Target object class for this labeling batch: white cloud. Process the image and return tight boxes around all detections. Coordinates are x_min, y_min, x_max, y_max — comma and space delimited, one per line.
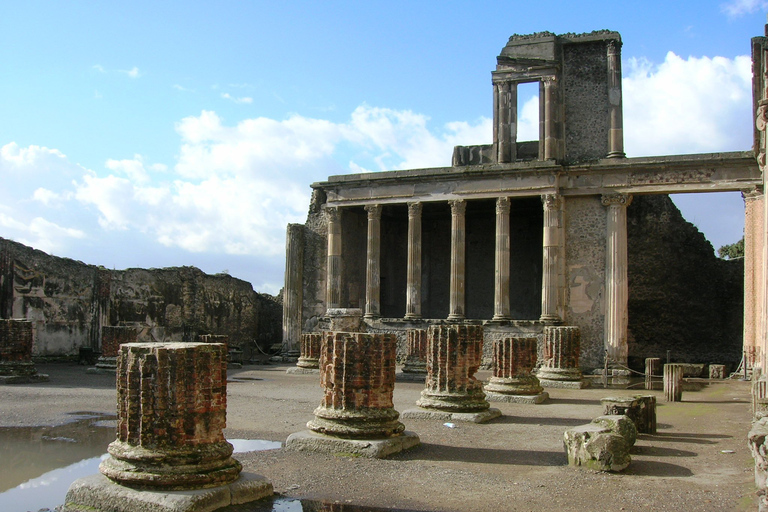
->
105, 154, 152, 184
0, 142, 66, 168
623, 52, 752, 157
221, 93, 253, 104
92, 64, 105, 73
120, 67, 141, 78
721, 0, 768, 16
32, 188, 60, 206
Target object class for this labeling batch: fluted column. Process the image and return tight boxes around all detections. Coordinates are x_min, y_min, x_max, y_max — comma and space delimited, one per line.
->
744, 188, 764, 370
448, 200, 467, 320
364, 204, 382, 319
542, 77, 558, 160
325, 206, 342, 310
283, 223, 304, 354
494, 81, 517, 163
493, 197, 511, 320
607, 39, 626, 158
540, 194, 561, 322
405, 202, 423, 320
602, 194, 633, 366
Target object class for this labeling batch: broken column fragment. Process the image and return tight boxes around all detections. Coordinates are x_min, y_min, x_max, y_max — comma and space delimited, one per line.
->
88, 326, 137, 374
285, 331, 420, 458
664, 363, 685, 402
402, 325, 501, 423
537, 326, 588, 389
287, 332, 322, 375
63, 342, 272, 512
0, 319, 48, 384
484, 336, 548, 404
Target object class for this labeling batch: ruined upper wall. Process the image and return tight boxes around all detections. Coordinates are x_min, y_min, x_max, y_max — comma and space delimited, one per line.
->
0, 237, 282, 357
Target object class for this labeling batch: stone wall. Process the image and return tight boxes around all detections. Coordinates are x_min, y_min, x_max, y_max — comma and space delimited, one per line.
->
626, 195, 743, 370
0, 237, 282, 358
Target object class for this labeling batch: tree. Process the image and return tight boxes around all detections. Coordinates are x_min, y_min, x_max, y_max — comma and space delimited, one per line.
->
717, 237, 744, 260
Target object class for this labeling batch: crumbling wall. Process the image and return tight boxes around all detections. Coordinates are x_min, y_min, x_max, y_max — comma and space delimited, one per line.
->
627, 195, 743, 369
0, 237, 282, 357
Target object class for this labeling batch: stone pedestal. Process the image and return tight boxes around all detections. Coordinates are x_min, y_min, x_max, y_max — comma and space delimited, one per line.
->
537, 326, 587, 389
402, 325, 501, 423
401, 328, 427, 377
286, 332, 419, 458
709, 364, 726, 379
326, 308, 363, 332
0, 319, 48, 384
485, 336, 548, 404
664, 363, 685, 402
95, 326, 137, 372
65, 342, 272, 512
645, 357, 661, 390
288, 333, 322, 374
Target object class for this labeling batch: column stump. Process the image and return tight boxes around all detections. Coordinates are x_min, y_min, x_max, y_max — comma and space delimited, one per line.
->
601, 395, 657, 435
285, 332, 420, 458
709, 364, 726, 379
88, 326, 137, 375
0, 319, 48, 384
287, 333, 322, 375
63, 342, 272, 512
644, 357, 661, 390
402, 325, 501, 423
537, 326, 588, 389
485, 336, 548, 404
398, 328, 428, 382
664, 363, 685, 402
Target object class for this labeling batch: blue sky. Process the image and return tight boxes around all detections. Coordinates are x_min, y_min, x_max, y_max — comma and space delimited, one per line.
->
0, 1, 765, 293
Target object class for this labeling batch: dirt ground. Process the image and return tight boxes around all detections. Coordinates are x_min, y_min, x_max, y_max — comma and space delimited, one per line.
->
0, 363, 759, 512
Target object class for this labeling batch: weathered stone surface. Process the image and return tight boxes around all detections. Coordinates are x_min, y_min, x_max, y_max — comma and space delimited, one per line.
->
602, 395, 657, 435
749, 417, 768, 494
538, 326, 587, 387
326, 308, 363, 332
402, 328, 427, 375
709, 364, 726, 379
308, 332, 404, 438
62, 472, 272, 512
416, 325, 491, 413
94, 326, 138, 371
0, 319, 48, 383
0, 237, 282, 358
664, 363, 685, 402
564, 423, 630, 472
285, 430, 420, 459
100, 342, 241, 490
645, 357, 661, 390
485, 336, 544, 396
400, 407, 501, 423
591, 414, 637, 447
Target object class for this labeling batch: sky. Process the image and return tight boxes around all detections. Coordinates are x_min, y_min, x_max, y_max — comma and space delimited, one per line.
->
0, 1, 765, 294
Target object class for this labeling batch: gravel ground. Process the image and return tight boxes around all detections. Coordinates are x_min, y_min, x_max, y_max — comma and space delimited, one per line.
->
0, 363, 758, 512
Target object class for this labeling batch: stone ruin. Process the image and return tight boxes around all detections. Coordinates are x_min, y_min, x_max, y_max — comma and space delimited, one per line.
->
87, 326, 138, 374
536, 326, 588, 389
0, 318, 48, 384
63, 342, 272, 512
484, 335, 548, 404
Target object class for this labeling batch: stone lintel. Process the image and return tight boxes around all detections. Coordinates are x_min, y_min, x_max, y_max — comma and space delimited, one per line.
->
400, 407, 502, 424
286, 367, 321, 375
485, 391, 549, 404
284, 430, 420, 458
538, 378, 590, 389
62, 472, 273, 512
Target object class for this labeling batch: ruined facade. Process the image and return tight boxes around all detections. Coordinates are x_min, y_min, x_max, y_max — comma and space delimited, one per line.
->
283, 31, 758, 371
0, 237, 282, 358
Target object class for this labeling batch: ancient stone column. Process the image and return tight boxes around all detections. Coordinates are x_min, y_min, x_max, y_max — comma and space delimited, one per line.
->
542, 77, 558, 160
663, 363, 685, 402
540, 194, 562, 322
0, 319, 47, 383
283, 223, 304, 355
405, 202, 423, 320
602, 193, 632, 367
416, 325, 490, 412
448, 200, 467, 320
485, 336, 548, 403
402, 328, 427, 375
537, 326, 586, 388
325, 206, 342, 310
307, 332, 403, 438
744, 188, 764, 373
364, 204, 382, 319
606, 39, 626, 158
96, 326, 137, 370
493, 197, 511, 321
645, 357, 661, 390
297, 333, 322, 369
99, 342, 241, 489
494, 81, 517, 163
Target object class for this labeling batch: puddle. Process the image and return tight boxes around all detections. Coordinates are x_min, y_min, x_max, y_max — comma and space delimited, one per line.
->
0, 414, 282, 512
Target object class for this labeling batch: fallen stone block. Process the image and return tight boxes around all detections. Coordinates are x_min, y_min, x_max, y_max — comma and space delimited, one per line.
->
564, 424, 630, 472
591, 414, 637, 447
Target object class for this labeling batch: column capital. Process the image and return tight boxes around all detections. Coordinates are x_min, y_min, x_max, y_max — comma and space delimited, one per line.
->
407, 201, 423, 217
601, 193, 633, 208
364, 204, 382, 219
496, 196, 511, 214
541, 193, 561, 210
743, 186, 764, 201
325, 205, 340, 223
449, 199, 467, 216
